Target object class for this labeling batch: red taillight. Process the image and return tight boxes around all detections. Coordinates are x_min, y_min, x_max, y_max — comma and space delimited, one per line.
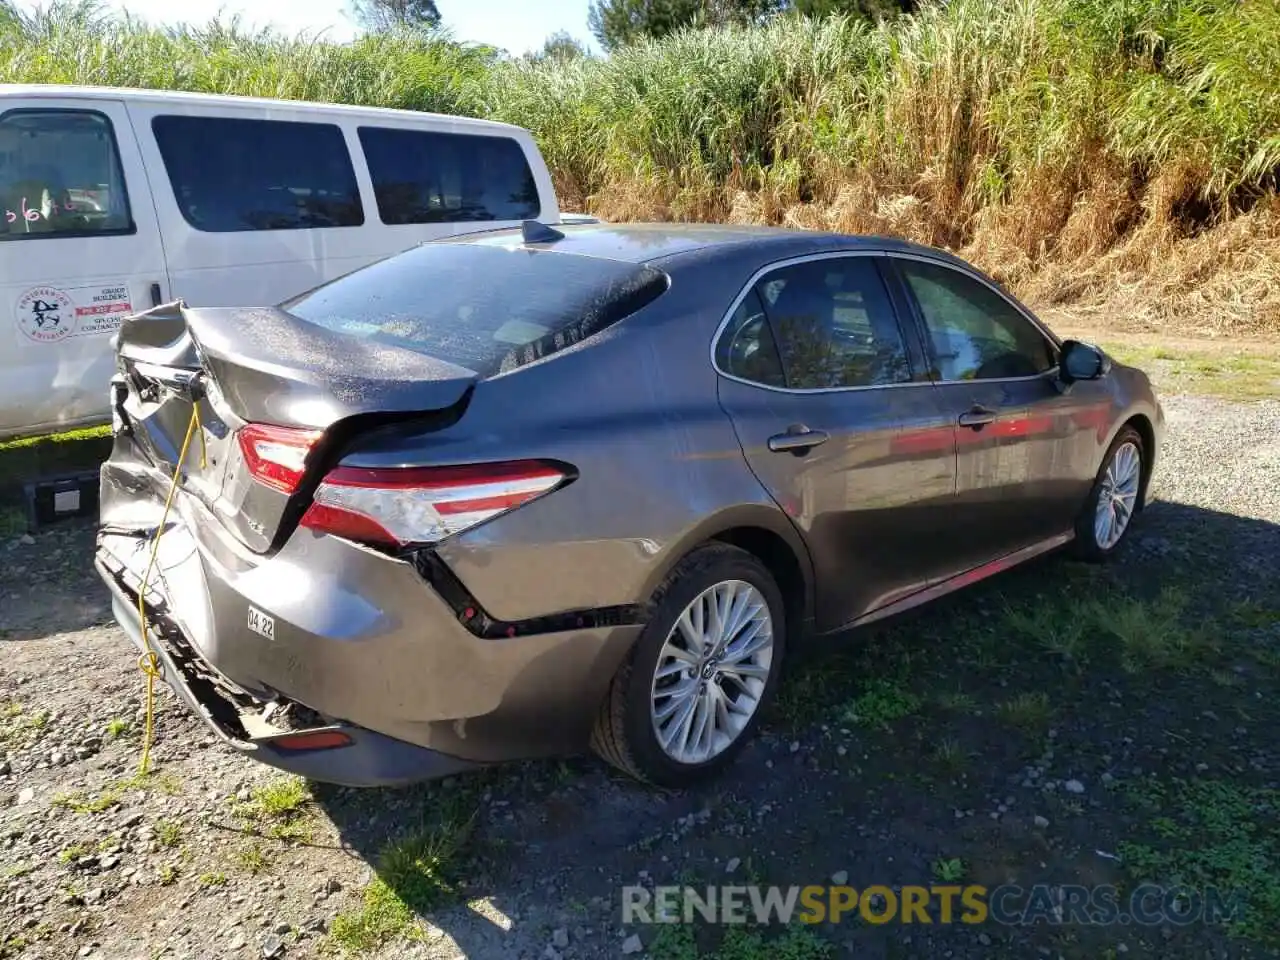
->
300, 460, 567, 546
237, 423, 322, 494
269, 730, 353, 752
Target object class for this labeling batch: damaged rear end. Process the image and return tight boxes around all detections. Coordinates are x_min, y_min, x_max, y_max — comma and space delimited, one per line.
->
96, 301, 486, 783
95, 242, 664, 785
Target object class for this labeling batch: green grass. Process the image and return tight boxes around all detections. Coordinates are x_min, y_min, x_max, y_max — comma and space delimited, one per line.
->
841, 677, 921, 729
329, 795, 476, 954
235, 776, 314, 841
1102, 343, 1280, 401
51, 785, 122, 815
155, 819, 182, 848
197, 871, 227, 888
233, 844, 272, 875
246, 777, 310, 818
933, 689, 977, 713
0, 425, 112, 451
929, 737, 968, 775
931, 857, 967, 883
996, 691, 1052, 731
1003, 600, 1091, 668
1119, 778, 1280, 945
57, 844, 88, 864
0, 424, 114, 492
1090, 585, 1215, 674
51, 771, 182, 816
651, 924, 834, 960
105, 717, 131, 739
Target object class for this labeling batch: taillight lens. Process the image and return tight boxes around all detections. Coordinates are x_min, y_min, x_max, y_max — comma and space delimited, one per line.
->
300, 460, 568, 546
237, 423, 322, 494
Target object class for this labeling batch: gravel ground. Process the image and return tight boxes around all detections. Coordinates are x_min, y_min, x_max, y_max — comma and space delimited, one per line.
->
1, 394, 1278, 960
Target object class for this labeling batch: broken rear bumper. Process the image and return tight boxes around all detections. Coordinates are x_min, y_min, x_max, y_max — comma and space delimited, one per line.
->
96, 555, 481, 787
93, 496, 642, 786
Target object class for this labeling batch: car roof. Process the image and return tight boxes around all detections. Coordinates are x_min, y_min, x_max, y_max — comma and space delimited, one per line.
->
453, 221, 965, 268
0, 84, 528, 135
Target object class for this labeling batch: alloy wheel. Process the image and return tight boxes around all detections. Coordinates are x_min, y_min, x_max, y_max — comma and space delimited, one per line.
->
649, 579, 774, 765
1094, 440, 1141, 550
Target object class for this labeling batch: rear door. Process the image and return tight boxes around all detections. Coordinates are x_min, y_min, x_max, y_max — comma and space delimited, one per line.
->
887, 254, 1106, 570
0, 96, 168, 438
715, 253, 958, 633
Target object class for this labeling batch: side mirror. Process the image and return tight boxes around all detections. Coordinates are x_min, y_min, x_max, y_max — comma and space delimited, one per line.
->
1059, 339, 1109, 384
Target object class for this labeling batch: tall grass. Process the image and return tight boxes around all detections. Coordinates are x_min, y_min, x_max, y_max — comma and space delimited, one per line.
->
3, 0, 1278, 332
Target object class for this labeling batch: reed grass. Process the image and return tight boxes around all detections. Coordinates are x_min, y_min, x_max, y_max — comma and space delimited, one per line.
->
3, 0, 1277, 333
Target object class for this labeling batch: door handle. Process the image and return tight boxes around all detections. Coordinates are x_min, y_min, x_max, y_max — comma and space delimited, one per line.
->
957, 406, 997, 429
768, 425, 830, 454
149, 282, 163, 307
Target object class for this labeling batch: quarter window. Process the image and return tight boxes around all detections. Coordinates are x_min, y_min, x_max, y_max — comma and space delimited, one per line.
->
151, 115, 363, 232
358, 126, 540, 225
897, 259, 1055, 381
0, 110, 133, 240
755, 257, 911, 390
715, 289, 786, 388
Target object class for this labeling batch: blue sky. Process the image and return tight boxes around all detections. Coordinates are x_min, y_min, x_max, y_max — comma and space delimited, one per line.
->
13, 0, 598, 54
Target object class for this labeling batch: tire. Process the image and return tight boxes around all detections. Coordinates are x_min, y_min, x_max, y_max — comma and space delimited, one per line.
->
591, 543, 786, 787
1072, 425, 1145, 562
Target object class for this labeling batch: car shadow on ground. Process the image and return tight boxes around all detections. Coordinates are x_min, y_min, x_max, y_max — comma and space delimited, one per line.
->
309, 500, 1280, 959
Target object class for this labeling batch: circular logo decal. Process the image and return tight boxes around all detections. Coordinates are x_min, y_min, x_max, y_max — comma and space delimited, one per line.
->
16, 286, 75, 343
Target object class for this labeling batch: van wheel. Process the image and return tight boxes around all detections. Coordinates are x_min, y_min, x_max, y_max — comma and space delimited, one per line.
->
1073, 426, 1144, 561
591, 544, 785, 787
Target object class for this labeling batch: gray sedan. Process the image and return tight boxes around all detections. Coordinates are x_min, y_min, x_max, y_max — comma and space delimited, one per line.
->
95, 222, 1164, 787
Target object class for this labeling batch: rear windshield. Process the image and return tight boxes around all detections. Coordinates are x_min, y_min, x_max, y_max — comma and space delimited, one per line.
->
282, 243, 669, 377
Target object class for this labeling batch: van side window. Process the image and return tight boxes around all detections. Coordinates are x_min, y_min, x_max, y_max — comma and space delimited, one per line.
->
151, 115, 363, 232
358, 127, 540, 225
0, 110, 134, 240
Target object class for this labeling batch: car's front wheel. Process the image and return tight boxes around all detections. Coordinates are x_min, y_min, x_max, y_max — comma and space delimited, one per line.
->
1073, 425, 1145, 561
591, 543, 785, 787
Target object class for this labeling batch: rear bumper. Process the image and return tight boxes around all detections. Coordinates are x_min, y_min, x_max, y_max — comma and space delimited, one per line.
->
97, 557, 481, 787
94, 500, 642, 785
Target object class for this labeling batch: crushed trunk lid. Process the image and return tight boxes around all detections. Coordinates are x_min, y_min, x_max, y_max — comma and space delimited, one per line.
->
101, 301, 477, 553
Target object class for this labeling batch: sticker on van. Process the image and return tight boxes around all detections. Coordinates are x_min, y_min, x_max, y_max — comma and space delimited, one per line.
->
15, 283, 133, 343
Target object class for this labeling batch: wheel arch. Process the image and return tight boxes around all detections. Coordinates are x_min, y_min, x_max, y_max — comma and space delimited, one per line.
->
1118, 413, 1156, 512
640, 506, 815, 643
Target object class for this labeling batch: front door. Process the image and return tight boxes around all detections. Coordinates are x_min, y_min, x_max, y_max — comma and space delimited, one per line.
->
0, 97, 168, 437
715, 253, 957, 633
888, 255, 1106, 571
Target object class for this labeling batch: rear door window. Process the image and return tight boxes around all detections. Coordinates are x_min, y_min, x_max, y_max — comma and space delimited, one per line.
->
151, 115, 363, 232
0, 109, 134, 239
283, 243, 667, 377
358, 126, 540, 225
754, 256, 912, 390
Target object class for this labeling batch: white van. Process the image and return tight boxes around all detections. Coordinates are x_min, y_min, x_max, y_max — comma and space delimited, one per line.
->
0, 85, 567, 440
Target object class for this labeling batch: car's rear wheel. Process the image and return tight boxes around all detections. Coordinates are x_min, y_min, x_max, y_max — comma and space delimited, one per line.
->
591, 543, 785, 787
1073, 425, 1144, 561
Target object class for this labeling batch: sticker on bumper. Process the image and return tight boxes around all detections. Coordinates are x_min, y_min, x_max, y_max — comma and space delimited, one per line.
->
247, 606, 275, 641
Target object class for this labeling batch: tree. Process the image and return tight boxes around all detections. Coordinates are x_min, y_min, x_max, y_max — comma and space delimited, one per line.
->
538, 30, 589, 61
783, 0, 916, 19
588, 0, 783, 51
350, 0, 441, 32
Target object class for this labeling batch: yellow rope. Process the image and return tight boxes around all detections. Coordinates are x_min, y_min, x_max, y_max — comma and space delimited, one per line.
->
136, 400, 205, 776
